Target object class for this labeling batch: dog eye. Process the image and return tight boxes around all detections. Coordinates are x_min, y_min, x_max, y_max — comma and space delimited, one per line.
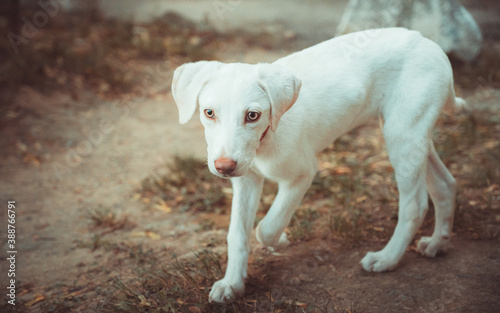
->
246, 111, 260, 122
204, 109, 215, 119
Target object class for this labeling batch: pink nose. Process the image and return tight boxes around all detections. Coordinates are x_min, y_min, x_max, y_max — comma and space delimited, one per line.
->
214, 158, 237, 175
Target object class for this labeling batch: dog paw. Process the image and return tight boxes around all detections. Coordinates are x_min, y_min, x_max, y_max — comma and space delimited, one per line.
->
360, 251, 399, 272
276, 232, 290, 248
256, 222, 289, 249
209, 279, 244, 303
417, 236, 450, 257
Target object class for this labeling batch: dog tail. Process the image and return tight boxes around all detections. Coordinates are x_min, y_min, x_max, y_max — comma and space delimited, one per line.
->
449, 96, 469, 112
454, 97, 467, 109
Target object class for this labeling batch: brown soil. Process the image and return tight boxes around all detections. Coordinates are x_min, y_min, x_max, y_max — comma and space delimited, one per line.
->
1, 2, 500, 313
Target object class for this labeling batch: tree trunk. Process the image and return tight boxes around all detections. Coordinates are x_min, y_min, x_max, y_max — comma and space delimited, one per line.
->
336, 0, 483, 61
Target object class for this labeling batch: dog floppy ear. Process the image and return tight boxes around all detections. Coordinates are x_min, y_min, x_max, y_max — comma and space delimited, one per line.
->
257, 63, 302, 131
171, 61, 222, 124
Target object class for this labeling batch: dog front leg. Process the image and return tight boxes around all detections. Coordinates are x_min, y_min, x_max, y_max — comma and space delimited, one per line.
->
209, 170, 264, 303
256, 171, 316, 248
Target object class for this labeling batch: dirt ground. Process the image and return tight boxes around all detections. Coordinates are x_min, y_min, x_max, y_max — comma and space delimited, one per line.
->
1, 1, 500, 312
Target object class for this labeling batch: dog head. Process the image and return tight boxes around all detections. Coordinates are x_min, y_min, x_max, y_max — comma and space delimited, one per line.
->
171, 61, 301, 178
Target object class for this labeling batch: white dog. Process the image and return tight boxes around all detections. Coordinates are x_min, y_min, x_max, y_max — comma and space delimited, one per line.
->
171, 28, 460, 303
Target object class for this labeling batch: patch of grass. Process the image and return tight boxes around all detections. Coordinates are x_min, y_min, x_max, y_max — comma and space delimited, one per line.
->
75, 233, 111, 251
289, 208, 320, 242
434, 111, 478, 162
35, 286, 89, 313
99, 250, 219, 313
0, 8, 304, 98
0, 10, 215, 96
139, 107, 499, 250
77, 207, 137, 252
98, 249, 351, 313
88, 207, 118, 227
197, 218, 216, 232
87, 206, 133, 233
0, 303, 27, 313
127, 244, 157, 266
141, 156, 231, 213
434, 109, 500, 239
467, 153, 499, 188
328, 207, 365, 245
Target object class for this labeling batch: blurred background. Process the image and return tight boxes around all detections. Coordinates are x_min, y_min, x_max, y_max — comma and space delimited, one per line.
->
0, 1, 499, 312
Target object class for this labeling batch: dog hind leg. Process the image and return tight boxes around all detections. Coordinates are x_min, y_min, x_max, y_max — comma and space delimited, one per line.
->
417, 143, 456, 257
361, 125, 431, 272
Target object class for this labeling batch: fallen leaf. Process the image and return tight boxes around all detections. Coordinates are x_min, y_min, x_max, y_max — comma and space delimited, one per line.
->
222, 187, 233, 195
295, 301, 307, 308
154, 201, 172, 213
16, 141, 28, 152
189, 306, 201, 313
99, 82, 110, 92
6, 110, 20, 119
138, 295, 150, 306
485, 184, 499, 192
369, 160, 392, 171
23, 154, 41, 166
27, 294, 45, 307
62, 289, 85, 299
334, 166, 352, 174
319, 161, 335, 170
145, 231, 161, 240
319, 170, 331, 178
263, 194, 275, 205
356, 195, 368, 203
130, 231, 147, 238
484, 141, 499, 149
266, 291, 273, 302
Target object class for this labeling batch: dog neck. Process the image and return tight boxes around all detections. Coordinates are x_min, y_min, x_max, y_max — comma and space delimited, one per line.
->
260, 125, 270, 142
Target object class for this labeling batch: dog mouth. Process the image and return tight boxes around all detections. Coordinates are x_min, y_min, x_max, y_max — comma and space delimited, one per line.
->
210, 169, 243, 179
218, 173, 240, 179
208, 154, 253, 179
208, 161, 249, 179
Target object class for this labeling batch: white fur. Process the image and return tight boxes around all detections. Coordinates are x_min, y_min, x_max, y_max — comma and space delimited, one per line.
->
171, 28, 458, 303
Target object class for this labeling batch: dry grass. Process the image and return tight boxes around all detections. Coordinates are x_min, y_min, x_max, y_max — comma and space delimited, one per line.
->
9, 106, 499, 313
0, 10, 215, 96
141, 108, 499, 245
140, 156, 231, 214
0, 8, 302, 100
92, 106, 500, 312
3, 7, 498, 311
87, 206, 131, 229
96, 249, 350, 313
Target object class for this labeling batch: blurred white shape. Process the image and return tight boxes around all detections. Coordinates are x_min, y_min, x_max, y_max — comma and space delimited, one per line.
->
336, 0, 483, 61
